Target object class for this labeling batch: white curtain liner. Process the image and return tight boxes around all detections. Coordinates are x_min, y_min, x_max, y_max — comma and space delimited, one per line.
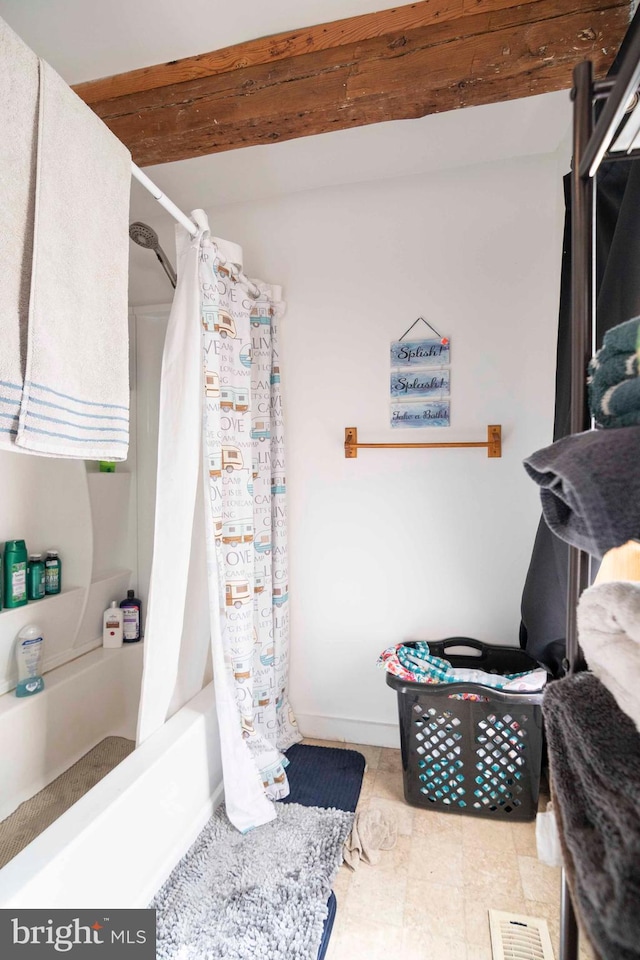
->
137, 210, 276, 832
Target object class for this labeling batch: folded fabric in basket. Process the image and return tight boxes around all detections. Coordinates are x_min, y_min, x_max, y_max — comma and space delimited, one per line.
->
544, 673, 640, 960
588, 317, 640, 429
0, 16, 131, 460
377, 642, 547, 692
523, 426, 640, 558
578, 580, 640, 734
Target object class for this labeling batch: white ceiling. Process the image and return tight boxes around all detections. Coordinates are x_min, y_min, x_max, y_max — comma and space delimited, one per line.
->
0, 0, 395, 84
129, 92, 571, 219
0, 1, 572, 217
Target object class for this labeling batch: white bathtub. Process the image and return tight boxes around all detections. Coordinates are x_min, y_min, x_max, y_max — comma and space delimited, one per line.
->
0, 643, 142, 822
0, 644, 223, 908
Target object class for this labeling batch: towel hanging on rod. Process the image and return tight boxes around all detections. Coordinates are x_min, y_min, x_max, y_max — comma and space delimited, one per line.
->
0, 15, 131, 461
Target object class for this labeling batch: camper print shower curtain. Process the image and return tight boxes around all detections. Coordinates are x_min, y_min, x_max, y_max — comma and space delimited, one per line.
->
137, 211, 299, 833
200, 233, 300, 827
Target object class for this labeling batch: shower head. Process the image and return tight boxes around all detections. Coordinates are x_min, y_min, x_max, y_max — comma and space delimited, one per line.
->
129, 221, 177, 288
129, 221, 160, 250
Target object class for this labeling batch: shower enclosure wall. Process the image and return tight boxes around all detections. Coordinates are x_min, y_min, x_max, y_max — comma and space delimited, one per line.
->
0, 306, 225, 907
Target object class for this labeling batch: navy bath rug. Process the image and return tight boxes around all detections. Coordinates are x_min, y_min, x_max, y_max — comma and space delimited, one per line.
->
318, 891, 337, 960
281, 743, 366, 813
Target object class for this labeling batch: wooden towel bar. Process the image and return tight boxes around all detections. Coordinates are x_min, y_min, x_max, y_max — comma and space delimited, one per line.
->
344, 424, 502, 458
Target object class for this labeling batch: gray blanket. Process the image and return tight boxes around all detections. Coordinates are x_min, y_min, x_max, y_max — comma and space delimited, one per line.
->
578, 581, 640, 734
543, 673, 640, 959
523, 426, 640, 558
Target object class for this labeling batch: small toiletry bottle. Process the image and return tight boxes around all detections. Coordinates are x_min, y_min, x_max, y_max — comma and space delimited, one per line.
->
99, 461, 116, 473
44, 550, 62, 595
27, 554, 46, 601
120, 589, 142, 642
4, 539, 28, 608
103, 601, 124, 648
15, 624, 45, 697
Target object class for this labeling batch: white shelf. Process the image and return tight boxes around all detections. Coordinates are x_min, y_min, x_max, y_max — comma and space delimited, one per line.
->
0, 587, 87, 696
0, 586, 83, 620
0, 572, 132, 698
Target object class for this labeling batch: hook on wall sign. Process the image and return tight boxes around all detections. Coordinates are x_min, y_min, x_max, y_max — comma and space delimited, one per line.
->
344, 425, 502, 458
398, 316, 449, 346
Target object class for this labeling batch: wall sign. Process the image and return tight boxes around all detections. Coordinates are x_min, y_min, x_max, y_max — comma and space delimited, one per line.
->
390, 318, 451, 428
390, 369, 450, 400
391, 401, 450, 428
390, 339, 450, 368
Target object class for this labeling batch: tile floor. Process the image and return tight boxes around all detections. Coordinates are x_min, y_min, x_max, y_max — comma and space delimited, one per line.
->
304, 739, 595, 960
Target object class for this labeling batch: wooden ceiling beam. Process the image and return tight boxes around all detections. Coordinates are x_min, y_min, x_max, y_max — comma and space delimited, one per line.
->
72, 0, 631, 166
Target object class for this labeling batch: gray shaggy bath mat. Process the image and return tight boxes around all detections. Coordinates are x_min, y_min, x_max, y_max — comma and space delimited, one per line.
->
151, 801, 353, 960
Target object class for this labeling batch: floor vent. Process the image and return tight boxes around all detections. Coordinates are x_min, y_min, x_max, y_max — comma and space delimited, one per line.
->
489, 909, 555, 960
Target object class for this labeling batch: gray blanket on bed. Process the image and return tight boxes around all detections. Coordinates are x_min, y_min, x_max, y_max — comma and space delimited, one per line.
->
543, 673, 640, 959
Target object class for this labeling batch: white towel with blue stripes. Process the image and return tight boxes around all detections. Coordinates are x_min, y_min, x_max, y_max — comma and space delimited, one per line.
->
0, 17, 131, 460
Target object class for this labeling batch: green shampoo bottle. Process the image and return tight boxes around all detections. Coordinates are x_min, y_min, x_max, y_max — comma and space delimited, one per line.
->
4, 540, 28, 608
28, 555, 46, 601
44, 550, 61, 595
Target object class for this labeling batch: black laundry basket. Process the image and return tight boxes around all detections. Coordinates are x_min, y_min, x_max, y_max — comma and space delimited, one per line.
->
386, 638, 545, 821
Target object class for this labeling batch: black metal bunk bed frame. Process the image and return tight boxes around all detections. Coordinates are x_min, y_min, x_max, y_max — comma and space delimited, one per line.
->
562, 14, 640, 959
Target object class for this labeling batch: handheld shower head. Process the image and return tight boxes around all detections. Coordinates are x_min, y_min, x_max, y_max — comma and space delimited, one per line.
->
129, 221, 177, 288
129, 221, 160, 250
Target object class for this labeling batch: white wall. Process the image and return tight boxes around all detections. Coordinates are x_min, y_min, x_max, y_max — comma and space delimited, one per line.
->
131, 305, 170, 616
0, 325, 138, 694
131, 151, 564, 746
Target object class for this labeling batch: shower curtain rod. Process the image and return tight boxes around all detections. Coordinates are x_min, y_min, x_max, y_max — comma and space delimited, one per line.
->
131, 163, 197, 236
130, 162, 262, 299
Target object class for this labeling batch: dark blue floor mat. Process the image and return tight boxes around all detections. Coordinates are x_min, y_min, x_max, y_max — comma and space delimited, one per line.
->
281, 743, 366, 812
280, 743, 366, 960
318, 891, 337, 959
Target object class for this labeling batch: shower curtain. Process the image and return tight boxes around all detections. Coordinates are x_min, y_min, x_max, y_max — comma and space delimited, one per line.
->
137, 210, 300, 832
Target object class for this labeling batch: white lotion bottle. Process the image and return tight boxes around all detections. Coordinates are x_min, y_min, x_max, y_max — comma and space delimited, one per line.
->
15, 625, 45, 697
103, 600, 124, 648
